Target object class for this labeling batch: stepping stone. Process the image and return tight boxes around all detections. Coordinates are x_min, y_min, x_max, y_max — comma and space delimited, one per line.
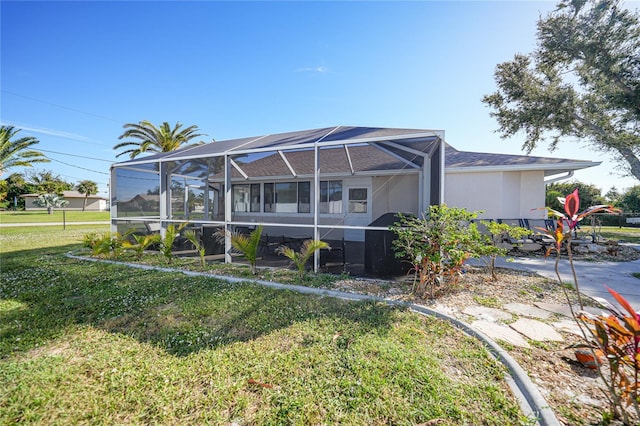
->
510, 318, 563, 342
462, 306, 512, 322
551, 319, 585, 337
534, 302, 604, 318
534, 302, 575, 318
503, 303, 551, 319
471, 320, 531, 348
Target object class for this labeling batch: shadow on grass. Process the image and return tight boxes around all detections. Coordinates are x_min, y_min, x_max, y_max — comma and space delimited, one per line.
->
1, 245, 398, 357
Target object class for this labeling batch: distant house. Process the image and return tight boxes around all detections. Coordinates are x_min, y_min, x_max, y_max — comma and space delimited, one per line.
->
23, 190, 108, 211
109, 126, 599, 270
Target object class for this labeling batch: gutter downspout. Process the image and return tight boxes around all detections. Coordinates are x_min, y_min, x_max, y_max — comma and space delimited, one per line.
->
544, 171, 574, 186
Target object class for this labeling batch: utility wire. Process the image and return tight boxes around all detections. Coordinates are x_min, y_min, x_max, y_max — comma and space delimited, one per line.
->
47, 157, 110, 175
39, 148, 113, 163
1, 89, 123, 123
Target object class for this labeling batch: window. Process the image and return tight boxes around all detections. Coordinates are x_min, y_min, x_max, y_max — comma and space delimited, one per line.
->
348, 188, 368, 213
233, 184, 260, 212
264, 181, 310, 213
319, 180, 342, 213
298, 182, 310, 213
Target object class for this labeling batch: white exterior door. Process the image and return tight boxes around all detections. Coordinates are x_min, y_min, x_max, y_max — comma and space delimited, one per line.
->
343, 177, 372, 242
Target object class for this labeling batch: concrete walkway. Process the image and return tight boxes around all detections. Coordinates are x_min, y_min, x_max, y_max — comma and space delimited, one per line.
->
470, 244, 640, 311
0, 221, 109, 227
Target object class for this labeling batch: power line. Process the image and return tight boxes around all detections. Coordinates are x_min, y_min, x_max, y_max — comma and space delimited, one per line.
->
39, 148, 113, 163
47, 157, 110, 175
1, 89, 123, 124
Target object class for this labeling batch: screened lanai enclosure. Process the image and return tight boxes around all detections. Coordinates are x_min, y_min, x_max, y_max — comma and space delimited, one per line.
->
110, 126, 444, 274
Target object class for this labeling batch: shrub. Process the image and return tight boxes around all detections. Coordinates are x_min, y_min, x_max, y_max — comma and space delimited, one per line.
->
389, 205, 481, 298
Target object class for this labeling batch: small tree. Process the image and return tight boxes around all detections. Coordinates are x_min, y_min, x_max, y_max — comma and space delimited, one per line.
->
389, 205, 480, 299
33, 193, 68, 214
475, 221, 531, 281
75, 180, 98, 211
276, 239, 330, 279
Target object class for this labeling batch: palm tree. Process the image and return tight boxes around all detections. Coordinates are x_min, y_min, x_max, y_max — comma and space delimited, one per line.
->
0, 126, 49, 176
75, 180, 98, 211
113, 120, 207, 159
276, 239, 330, 278
34, 193, 68, 214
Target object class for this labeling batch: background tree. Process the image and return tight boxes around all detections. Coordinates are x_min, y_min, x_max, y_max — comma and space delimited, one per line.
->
545, 181, 604, 212
483, 0, 640, 181
34, 193, 68, 214
620, 185, 640, 212
1, 173, 36, 209
75, 180, 98, 211
25, 170, 72, 194
0, 179, 8, 206
605, 186, 622, 205
113, 120, 207, 159
0, 125, 49, 176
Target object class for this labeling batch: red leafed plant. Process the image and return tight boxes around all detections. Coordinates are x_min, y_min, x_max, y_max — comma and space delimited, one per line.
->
536, 188, 620, 310
577, 287, 640, 424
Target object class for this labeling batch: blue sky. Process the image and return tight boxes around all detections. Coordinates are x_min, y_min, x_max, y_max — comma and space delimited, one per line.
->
2, 0, 637, 199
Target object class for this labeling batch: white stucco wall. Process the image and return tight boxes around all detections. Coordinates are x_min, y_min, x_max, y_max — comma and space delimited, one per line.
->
444, 170, 546, 219
372, 174, 419, 220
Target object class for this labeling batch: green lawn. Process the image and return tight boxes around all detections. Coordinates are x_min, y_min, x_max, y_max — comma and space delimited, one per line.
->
0, 225, 527, 425
597, 226, 640, 244
0, 210, 109, 224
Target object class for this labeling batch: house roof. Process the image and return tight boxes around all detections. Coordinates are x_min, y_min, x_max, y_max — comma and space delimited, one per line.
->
22, 190, 106, 200
444, 144, 600, 176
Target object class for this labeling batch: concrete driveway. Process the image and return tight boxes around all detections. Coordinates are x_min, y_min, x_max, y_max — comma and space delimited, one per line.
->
478, 245, 640, 311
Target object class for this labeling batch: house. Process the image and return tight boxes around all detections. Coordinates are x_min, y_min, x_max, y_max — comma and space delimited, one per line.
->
444, 144, 599, 219
109, 126, 599, 270
23, 190, 108, 211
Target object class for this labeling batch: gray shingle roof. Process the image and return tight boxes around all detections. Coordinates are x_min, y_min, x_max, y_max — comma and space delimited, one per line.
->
444, 144, 598, 173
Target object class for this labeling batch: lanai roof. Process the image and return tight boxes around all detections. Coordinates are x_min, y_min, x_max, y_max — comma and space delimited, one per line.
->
115, 126, 443, 167
112, 126, 600, 177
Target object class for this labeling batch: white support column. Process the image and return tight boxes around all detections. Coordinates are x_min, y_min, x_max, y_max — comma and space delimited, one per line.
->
313, 143, 320, 272
439, 136, 445, 205
224, 154, 233, 263
159, 162, 169, 238
109, 167, 117, 233
422, 160, 430, 211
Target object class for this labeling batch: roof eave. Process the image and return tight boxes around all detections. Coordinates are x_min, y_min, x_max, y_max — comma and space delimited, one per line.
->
445, 161, 601, 175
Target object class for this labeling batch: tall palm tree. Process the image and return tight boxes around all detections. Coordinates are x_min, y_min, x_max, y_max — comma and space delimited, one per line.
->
113, 120, 207, 159
76, 179, 98, 211
0, 125, 49, 176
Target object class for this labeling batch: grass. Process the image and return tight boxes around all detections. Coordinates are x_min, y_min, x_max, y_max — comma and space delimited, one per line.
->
0, 210, 109, 224
0, 225, 527, 425
593, 226, 640, 244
